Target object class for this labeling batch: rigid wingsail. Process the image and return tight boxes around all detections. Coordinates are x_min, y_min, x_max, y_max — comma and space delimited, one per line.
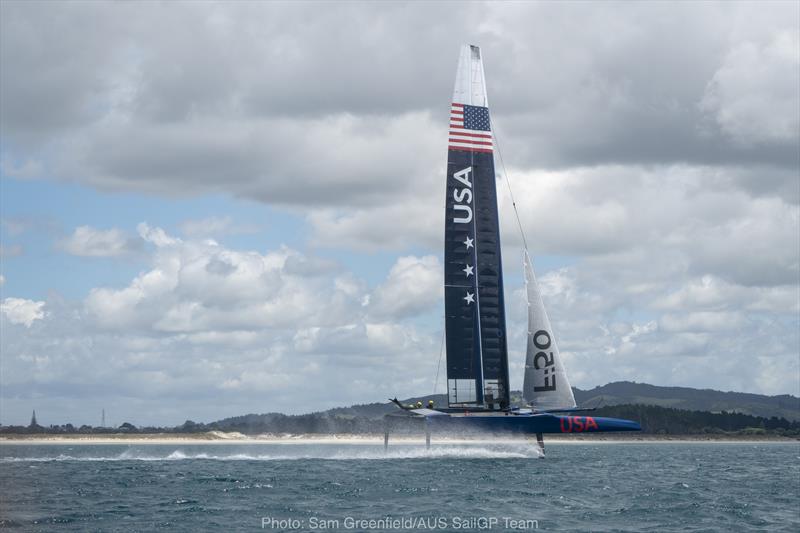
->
387, 44, 641, 455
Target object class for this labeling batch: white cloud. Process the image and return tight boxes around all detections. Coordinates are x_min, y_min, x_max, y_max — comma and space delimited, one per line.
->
655, 275, 800, 314
178, 216, 259, 239
701, 30, 800, 145
1, 297, 45, 327
308, 196, 442, 251
59, 225, 141, 257
503, 164, 800, 287
659, 311, 745, 333
369, 255, 442, 319
1, 228, 443, 424
137, 222, 180, 247
84, 227, 432, 343
1, 220, 798, 426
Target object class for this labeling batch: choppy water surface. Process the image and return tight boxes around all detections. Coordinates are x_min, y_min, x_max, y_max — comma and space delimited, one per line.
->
1, 441, 798, 531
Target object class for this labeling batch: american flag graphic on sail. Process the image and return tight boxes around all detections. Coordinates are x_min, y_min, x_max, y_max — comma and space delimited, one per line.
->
449, 103, 493, 153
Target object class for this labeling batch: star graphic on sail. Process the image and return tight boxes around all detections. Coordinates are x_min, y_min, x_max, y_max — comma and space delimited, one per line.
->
464, 291, 474, 304
463, 236, 473, 249
463, 264, 473, 277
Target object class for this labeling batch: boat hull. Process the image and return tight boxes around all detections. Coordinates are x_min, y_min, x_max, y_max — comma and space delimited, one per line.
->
425, 412, 641, 434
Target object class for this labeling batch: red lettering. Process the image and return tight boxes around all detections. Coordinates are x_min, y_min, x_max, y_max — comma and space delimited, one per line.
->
560, 416, 599, 433
561, 417, 590, 432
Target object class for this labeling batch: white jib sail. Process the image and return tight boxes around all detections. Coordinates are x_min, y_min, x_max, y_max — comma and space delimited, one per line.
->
522, 250, 577, 411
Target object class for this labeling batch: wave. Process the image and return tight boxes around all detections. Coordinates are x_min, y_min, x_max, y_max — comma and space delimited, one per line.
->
1, 444, 542, 462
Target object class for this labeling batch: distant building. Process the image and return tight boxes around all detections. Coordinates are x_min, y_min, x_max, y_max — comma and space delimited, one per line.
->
29, 410, 40, 428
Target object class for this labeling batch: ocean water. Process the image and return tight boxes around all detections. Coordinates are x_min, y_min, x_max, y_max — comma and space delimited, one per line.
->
1, 441, 798, 532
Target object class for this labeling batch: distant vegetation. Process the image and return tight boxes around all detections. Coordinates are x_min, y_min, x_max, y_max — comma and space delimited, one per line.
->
573, 381, 800, 421
3, 382, 798, 437
591, 404, 799, 437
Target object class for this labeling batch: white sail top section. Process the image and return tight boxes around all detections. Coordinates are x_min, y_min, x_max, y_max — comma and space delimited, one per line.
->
522, 251, 577, 411
452, 44, 489, 107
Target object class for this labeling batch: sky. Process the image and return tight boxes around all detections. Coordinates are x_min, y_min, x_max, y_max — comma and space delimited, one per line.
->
1, 1, 798, 427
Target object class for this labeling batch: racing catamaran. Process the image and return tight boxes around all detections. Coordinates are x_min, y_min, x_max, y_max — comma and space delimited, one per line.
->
387, 44, 641, 455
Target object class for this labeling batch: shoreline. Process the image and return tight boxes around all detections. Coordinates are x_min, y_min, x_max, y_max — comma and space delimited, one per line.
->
1, 431, 797, 445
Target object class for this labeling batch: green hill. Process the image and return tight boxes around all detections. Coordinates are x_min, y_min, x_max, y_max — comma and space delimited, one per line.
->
573, 381, 800, 421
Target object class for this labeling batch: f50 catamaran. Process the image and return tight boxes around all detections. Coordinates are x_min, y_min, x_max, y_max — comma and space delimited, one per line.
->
387, 45, 641, 455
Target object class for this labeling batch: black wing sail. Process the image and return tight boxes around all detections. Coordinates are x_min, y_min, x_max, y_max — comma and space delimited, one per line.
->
444, 45, 510, 410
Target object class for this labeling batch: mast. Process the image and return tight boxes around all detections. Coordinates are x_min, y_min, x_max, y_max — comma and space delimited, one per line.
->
444, 45, 510, 410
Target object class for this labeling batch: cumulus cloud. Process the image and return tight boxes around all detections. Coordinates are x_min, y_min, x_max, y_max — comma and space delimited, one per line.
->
493, 164, 800, 289
86, 226, 336, 332
2, 220, 798, 425
59, 225, 142, 257
1, 226, 444, 423
307, 197, 442, 251
369, 255, 442, 319
1, 297, 45, 327
503, 260, 799, 398
654, 275, 800, 314
701, 30, 800, 145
